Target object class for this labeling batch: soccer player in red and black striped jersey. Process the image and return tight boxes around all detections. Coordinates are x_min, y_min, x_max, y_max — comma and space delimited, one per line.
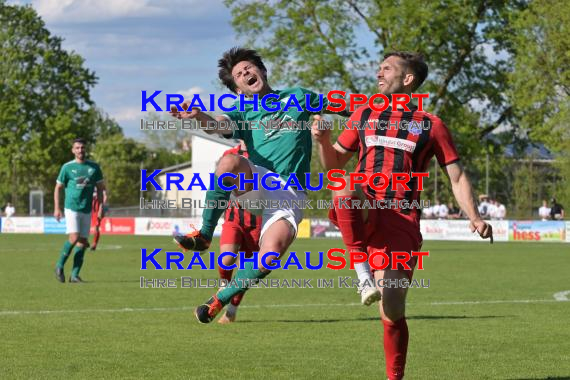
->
217, 141, 262, 324
90, 189, 106, 251
312, 52, 493, 380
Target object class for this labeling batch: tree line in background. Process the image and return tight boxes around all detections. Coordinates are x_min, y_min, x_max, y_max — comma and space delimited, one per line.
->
0, 0, 568, 219
225, 0, 569, 218
0, 1, 190, 213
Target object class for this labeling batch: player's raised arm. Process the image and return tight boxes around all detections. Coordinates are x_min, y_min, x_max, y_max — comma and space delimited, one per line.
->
311, 115, 354, 170
170, 102, 233, 137
444, 162, 493, 243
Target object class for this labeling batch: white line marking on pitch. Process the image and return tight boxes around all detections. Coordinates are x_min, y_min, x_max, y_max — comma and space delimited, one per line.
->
0, 298, 567, 316
553, 290, 570, 301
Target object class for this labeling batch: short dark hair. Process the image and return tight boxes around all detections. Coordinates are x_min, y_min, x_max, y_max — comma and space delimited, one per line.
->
383, 51, 428, 91
218, 47, 267, 93
73, 137, 86, 145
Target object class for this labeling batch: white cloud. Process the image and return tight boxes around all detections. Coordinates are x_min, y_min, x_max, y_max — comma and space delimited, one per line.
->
32, 0, 167, 23
111, 106, 141, 122
176, 86, 204, 100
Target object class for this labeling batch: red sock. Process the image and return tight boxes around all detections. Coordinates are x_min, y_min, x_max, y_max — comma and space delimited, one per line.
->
218, 266, 232, 281
383, 318, 409, 380
93, 229, 100, 247
230, 293, 244, 306
332, 196, 367, 251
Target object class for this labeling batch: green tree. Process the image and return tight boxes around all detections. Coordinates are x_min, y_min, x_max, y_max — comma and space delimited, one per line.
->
91, 134, 149, 207
509, 0, 570, 151
509, 0, 570, 214
225, 0, 526, 211
0, 1, 97, 212
225, 0, 522, 134
140, 112, 192, 169
88, 107, 123, 140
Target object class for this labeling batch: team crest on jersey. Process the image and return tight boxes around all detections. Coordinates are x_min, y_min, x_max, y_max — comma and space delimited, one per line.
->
263, 114, 295, 139
409, 121, 422, 136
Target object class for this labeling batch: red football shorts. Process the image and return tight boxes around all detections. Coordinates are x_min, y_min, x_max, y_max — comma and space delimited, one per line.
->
220, 221, 261, 258
329, 207, 423, 279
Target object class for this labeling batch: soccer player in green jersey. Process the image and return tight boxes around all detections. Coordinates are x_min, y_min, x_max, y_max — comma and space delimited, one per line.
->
171, 47, 379, 323
54, 138, 106, 283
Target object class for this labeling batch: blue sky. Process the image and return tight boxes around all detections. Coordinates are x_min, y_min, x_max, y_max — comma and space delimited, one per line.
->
10, 0, 240, 138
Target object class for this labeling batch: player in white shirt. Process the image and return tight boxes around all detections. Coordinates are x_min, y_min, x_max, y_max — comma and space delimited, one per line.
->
438, 203, 449, 219
431, 201, 441, 219
478, 195, 490, 219
488, 199, 499, 220
4, 202, 15, 218
422, 206, 433, 219
496, 201, 506, 220
538, 200, 551, 221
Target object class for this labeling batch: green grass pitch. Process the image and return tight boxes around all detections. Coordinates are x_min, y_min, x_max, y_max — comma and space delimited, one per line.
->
1, 234, 569, 379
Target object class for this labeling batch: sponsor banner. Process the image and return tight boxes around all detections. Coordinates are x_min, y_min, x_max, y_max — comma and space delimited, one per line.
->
509, 220, 566, 242
135, 218, 222, 237
297, 219, 311, 238
178, 218, 221, 237
136, 217, 180, 236
419, 219, 446, 240
311, 219, 341, 238
44, 217, 67, 234
1, 217, 44, 233
95, 218, 135, 235
420, 220, 509, 242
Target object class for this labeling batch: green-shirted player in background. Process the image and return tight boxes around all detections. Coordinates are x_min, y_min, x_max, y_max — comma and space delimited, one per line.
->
171, 47, 379, 323
54, 138, 105, 283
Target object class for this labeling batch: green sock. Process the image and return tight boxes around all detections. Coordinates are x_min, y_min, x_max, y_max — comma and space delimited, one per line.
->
71, 245, 86, 278
200, 175, 231, 241
56, 241, 73, 269
217, 261, 269, 305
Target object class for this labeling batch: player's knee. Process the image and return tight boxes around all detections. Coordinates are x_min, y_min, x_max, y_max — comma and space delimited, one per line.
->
258, 251, 279, 273
261, 229, 294, 254
380, 298, 406, 322
215, 154, 243, 176
381, 307, 405, 323
221, 254, 237, 266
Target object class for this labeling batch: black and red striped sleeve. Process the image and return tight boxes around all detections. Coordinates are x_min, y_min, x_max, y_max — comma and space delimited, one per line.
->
431, 118, 460, 166
223, 145, 242, 157
336, 106, 368, 152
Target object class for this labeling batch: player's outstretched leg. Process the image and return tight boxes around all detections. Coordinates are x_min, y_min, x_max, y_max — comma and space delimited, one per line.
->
174, 154, 254, 251
218, 293, 244, 324
331, 182, 380, 305
375, 269, 410, 380
216, 245, 242, 324
195, 219, 294, 324
91, 226, 101, 251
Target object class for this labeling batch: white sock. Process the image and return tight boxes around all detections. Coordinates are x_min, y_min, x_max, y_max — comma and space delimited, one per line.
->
226, 303, 238, 316
354, 262, 373, 284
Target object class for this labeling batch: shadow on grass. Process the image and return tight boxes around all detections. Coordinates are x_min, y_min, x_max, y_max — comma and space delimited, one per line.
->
237, 315, 505, 323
